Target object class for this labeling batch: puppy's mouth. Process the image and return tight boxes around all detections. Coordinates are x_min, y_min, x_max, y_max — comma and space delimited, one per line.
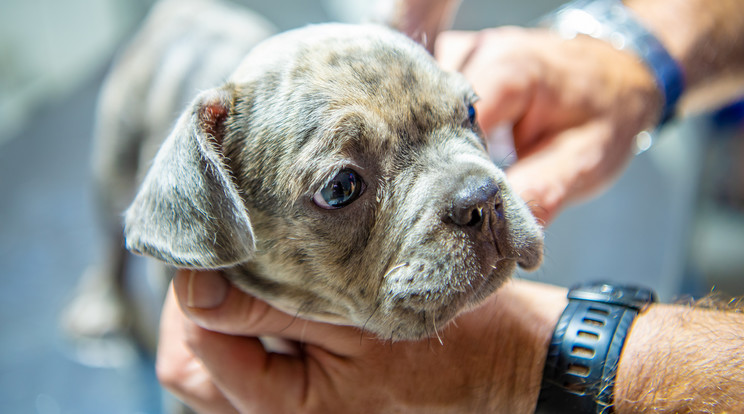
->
368, 254, 517, 340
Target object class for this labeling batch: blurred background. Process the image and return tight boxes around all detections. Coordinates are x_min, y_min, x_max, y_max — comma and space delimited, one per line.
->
1, 0, 742, 412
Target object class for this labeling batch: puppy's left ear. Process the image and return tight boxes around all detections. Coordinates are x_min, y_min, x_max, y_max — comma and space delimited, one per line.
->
125, 87, 255, 268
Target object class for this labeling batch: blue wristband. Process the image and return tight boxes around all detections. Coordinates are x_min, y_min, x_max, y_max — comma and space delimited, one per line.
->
540, 0, 685, 126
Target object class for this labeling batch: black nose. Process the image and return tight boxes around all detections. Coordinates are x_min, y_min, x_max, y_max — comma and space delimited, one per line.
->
448, 177, 502, 227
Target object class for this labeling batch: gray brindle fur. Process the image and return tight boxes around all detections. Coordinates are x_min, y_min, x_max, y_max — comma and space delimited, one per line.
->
124, 23, 543, 340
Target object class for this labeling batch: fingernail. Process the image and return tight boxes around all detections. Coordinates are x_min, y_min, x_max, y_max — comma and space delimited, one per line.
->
180, 270, 229, 309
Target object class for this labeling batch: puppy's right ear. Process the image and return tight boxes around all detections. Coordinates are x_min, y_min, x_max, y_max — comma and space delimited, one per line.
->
124, 87, 255, 268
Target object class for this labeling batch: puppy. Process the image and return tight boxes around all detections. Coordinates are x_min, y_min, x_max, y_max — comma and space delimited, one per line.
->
125, 23, 543, 340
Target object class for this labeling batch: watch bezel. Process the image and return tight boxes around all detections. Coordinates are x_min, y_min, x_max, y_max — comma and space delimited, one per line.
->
567, 281, 657, 310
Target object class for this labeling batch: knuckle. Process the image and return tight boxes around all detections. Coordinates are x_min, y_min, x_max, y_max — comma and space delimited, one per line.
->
155, 354, 186, 391
236, 294, 275, 332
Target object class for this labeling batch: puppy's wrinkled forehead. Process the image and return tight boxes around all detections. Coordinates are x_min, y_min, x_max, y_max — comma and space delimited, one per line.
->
299, 40, 466, 128
229, 24, 475, 200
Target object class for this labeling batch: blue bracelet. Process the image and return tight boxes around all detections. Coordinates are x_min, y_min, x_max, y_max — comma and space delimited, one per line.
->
540, 0, 685, 126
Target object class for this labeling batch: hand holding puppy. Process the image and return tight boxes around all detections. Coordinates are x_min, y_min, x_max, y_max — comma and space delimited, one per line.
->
158, 270, 567, 413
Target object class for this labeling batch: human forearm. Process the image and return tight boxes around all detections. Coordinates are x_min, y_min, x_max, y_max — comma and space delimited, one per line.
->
615, 303, 744, 413
625, 0, 744, 94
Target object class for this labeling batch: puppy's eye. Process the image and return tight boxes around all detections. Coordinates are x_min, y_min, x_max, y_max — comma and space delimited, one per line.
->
313, 168, 365, 209
462, 103, 477, 128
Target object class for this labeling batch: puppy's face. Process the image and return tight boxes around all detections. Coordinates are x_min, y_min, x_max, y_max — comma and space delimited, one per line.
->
125, 24, 542, 340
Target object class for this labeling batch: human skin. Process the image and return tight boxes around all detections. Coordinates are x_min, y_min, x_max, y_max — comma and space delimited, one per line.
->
614, 303, 744, 413
379, 0, 463, 53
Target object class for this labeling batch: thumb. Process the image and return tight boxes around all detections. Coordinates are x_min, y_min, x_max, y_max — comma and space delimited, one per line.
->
172, 269, 370, 356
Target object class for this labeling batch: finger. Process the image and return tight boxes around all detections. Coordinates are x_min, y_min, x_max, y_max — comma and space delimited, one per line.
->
506, 159, 563, 226
436, 30, 541, 150
183, 316, 312, 414
506, 121, 620, 225
157, 285, 238, 413
437, 28, 541, 135
460, 48, 537, 135
173, 270, 373, 356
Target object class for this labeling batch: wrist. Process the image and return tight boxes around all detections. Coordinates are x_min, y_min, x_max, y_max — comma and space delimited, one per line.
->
486, 280, 567, 413
535, 282, 657, 413
613, 303, 667, 413
622, 0, 700, 88
625, 0, 744, 111
539, 0, 685, 126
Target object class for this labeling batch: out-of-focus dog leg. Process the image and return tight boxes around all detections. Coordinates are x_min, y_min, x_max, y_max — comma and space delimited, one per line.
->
60, 51, 149, 366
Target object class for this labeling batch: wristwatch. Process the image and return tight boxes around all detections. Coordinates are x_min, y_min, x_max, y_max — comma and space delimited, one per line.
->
535, 282, 657, 414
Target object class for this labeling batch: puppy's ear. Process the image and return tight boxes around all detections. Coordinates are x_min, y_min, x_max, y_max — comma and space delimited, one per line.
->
124, 87, 254, 268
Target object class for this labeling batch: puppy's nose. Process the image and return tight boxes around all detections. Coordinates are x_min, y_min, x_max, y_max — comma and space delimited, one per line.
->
448, 177, 502, 227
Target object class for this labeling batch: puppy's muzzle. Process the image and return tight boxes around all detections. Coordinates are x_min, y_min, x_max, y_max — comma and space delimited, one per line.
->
384, 170, 512, 320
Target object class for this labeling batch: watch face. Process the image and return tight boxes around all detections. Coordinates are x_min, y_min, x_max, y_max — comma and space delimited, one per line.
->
568, 281, 657, 310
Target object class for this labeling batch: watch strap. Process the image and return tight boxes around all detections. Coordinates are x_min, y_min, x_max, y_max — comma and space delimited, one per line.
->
535, 283, 656, 414
537, 301, 637, 413
540, 0, 685, 126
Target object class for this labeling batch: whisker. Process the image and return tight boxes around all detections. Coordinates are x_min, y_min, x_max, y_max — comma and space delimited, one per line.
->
277, 306, 304, 334
383, 262, 410, 280
300, 319, 309, 344
361, 302, 382, 345
523, 200, 549, 226
432, 312, 443, 346
498, 149, 518, 169
423, 311, 432, 350
282, 300, 317, 338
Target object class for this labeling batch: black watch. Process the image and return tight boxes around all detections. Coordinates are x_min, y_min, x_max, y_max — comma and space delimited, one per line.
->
535, 282, 657, 414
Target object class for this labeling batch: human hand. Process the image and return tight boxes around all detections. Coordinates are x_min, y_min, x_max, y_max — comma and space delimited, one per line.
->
157, 270, 567, 413
435, 28, 662, 224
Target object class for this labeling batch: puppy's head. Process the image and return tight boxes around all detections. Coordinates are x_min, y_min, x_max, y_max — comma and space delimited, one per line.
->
125, 24, 542, 340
